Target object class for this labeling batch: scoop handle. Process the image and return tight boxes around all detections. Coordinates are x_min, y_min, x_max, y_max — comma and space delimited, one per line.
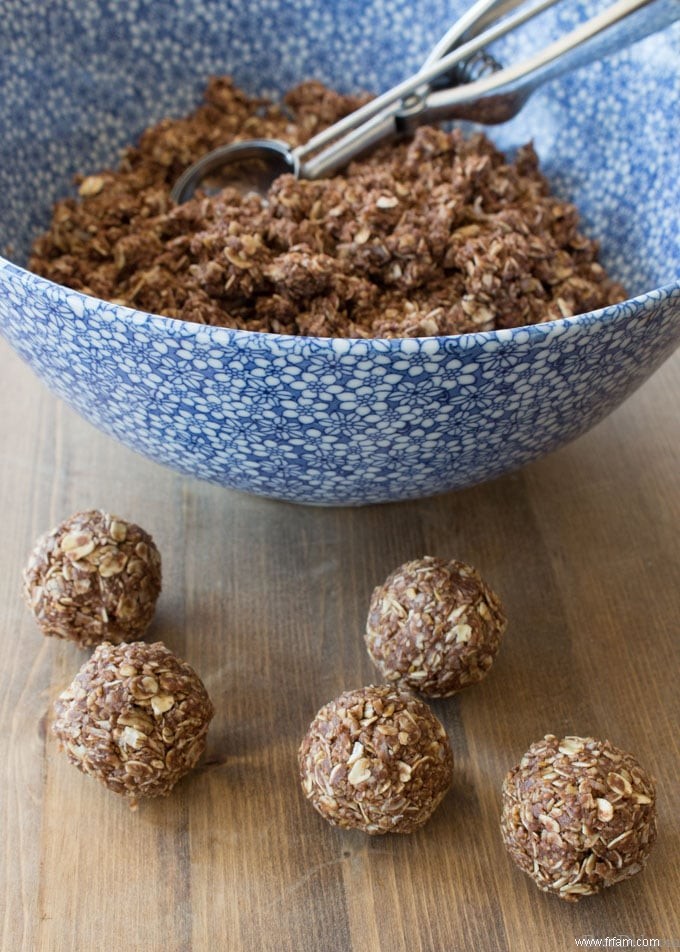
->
414, 0, 680, 127
299, 0, 679, 178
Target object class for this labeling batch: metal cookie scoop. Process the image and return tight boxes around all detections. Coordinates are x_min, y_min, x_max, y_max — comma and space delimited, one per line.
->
171, 0, 679, 203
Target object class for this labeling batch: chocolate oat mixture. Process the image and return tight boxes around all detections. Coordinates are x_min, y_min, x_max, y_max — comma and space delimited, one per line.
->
30, 77, 626, 337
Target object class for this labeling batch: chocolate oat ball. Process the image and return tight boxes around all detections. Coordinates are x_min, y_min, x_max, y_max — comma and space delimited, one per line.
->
365, 556, 506, 697
23, 509, 162, 647
501, 734, 657, 901
52, 641, 214, 806
298, 685, 453, 834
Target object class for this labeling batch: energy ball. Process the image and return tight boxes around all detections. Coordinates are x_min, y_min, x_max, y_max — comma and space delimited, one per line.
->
23, 509, 162, 647
501, 734, 657, 901
298, 684, 453, 835
365, 556, 506, 697
52, 640, 214, 806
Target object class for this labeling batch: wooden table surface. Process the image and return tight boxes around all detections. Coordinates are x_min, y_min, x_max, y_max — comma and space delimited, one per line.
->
1, 337, 678, 952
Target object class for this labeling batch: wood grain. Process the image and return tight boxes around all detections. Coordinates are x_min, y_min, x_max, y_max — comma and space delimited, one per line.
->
1, 339, 678, 952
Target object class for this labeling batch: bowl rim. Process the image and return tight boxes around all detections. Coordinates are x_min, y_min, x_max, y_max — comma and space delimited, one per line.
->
2, 255, 679, 355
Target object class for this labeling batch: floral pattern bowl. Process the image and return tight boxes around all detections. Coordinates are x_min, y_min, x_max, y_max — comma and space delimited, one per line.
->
1, 0, 679, 505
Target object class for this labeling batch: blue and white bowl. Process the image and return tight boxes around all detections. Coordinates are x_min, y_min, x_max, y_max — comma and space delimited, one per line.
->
1, 0, 679, 505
